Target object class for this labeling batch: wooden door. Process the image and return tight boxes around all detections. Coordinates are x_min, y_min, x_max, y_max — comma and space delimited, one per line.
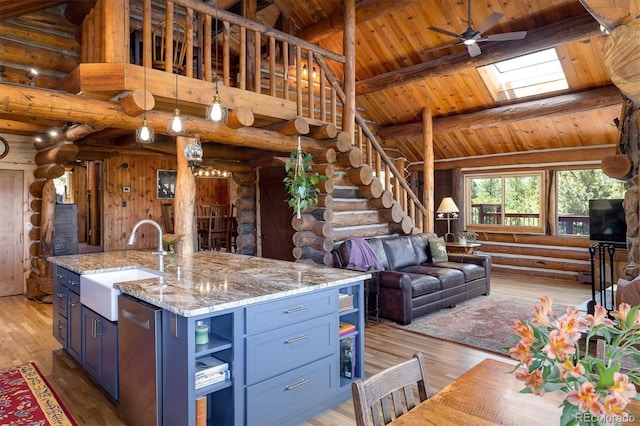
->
258, 167, 295, 261
0, 170, 24, 296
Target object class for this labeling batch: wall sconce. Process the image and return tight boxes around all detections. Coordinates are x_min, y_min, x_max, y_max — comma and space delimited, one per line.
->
25, 68, 38, 86
184, 136, 203, 174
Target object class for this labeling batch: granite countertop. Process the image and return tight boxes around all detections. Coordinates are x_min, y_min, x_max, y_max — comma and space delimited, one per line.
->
49, 250, 370, 317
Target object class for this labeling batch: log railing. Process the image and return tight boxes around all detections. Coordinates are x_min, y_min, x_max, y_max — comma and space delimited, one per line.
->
135, 0, 345, 125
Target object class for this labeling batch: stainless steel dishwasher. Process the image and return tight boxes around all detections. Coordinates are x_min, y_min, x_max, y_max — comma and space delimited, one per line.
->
118, 294, 163, 426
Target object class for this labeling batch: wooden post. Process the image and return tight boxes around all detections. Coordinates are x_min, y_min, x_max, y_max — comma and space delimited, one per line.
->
175, 136, 197, 255
423, 107, 434, 233
342, 0, 356, 144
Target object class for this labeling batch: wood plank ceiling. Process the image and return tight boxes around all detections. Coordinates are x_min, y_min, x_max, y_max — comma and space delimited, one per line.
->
0, 0, 622, 167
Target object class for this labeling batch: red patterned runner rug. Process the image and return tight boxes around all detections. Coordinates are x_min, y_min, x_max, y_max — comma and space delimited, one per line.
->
0, 362, 77, 425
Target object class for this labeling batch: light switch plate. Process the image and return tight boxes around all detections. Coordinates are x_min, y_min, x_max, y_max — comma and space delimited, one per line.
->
123, 186, 130, 192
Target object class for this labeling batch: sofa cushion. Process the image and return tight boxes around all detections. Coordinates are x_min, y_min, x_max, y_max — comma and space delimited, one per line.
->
365, 237, 389, 270
428, 237, 448, 263
409, 234, 430, 264
404, 273, 442, 297
400, 265, 465, 289
382, 237, 419, 270
433, 261, 486, 282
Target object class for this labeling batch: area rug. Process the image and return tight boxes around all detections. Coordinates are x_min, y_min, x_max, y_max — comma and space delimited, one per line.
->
390, 294, 568, 356
0, 362, 77, 425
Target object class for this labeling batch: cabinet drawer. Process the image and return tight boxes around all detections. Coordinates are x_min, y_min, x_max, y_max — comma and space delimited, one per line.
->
67, 272, 80, 295
246, 356, 337, 426
245, 290, 336, 334
246, 315, 335, 385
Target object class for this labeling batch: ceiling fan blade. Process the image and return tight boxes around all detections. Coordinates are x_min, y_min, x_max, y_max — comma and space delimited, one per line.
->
482, 31, 527, 42
468, 43, 481, 57
475, 12, 503, 34
428, 26, 463, 40
422, 42, 462, 55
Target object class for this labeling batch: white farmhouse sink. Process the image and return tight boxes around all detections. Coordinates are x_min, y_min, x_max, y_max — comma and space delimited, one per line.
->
80, 269, 161, 321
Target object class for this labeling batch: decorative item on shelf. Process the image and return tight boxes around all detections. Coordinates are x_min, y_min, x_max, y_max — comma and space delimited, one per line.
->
508, 296, 640, 426
283, 136, 328, 219
136, 60, 154, 143
457, 230, 477, 244
162, 233, 183, 256
436, 197, 459, 241
184, 136, 203, 174
205, 0, 228, 124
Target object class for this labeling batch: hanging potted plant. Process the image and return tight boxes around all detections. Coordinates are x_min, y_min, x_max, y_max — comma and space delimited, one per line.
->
283, 137, 328, 219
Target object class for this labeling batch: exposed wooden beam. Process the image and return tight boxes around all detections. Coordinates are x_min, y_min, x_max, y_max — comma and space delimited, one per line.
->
295, 0, 419, 44
378, 86, 623, 140
0, 84, 325, 152
0, 119, 48, 135
355, 13, 601, 96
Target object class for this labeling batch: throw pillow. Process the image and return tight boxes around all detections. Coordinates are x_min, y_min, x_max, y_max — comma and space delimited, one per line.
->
428, 237, 448, 263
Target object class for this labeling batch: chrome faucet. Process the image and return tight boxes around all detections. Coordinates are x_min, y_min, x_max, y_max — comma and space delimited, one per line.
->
127, 219, 167, 273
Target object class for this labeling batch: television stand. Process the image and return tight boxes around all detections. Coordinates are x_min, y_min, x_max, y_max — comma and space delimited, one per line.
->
589, 242, 627, 314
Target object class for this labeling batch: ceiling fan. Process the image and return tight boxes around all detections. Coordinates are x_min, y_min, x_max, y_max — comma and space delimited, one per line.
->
427, 0, 527, 57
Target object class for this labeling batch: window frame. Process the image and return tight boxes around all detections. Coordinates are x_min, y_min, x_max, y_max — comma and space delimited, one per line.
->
464, 171, 545, 234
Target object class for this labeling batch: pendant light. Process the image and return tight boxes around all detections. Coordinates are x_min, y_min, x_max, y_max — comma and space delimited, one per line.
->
167, 7, 185, 135
136, 59, 154, 143
205, 0, 228, 124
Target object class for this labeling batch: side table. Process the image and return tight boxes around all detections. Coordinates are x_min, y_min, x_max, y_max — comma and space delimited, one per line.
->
364, 270, 380, 326
446, 242, 481, 254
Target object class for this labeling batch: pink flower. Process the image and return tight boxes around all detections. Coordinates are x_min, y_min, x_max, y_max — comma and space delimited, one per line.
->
603, 393, 628, 418
607, 372, 637, 402
559, 359, 585, 379
556, 307, 587, 340
611, 303, 640, 327
532, 296, 554, 327
566, 382, 606, 417
542, 329, 575, 361
509, 340, 533, 366
513, 319, 535, 343
515, 368, 544, 395
584, 304, 614, 327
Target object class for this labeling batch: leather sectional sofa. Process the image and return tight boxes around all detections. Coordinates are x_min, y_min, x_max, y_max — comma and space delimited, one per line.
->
333, 233, 491, 325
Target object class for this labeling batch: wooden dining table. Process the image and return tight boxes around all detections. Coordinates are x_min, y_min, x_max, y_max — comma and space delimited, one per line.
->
389, 358, 640, 425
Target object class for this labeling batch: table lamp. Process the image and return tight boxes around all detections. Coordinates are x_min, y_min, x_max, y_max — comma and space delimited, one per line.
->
436, 197, 459, 241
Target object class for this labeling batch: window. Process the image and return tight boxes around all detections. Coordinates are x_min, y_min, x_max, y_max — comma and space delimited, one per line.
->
556, 169, 625, 236
466, 172, 544, 232
477, 48, 568, 102
53, 169, 74, 203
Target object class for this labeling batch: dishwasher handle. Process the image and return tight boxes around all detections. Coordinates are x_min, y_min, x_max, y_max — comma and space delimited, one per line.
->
121, 308, 151, 330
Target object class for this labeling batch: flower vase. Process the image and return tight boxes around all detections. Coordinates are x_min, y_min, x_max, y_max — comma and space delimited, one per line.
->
168, 244, 175, 257
459, 237, 467, 245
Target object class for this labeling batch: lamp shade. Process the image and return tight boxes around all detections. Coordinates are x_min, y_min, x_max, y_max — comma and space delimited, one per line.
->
437, 197, 459, 214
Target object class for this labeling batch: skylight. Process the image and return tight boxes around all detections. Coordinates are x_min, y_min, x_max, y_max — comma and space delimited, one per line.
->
478, 48, 569, 101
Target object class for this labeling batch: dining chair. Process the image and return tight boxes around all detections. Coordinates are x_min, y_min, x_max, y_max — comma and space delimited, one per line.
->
152, 21, 188, 74
351, 352, 431, 426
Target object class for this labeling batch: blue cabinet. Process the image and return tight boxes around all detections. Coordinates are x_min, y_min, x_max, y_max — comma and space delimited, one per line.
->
52, 265, 118, 401
161, 281, 364, 426
82, 306, 119, 400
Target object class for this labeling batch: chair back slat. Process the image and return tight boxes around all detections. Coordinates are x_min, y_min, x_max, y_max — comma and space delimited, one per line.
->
352, 352, 431, 426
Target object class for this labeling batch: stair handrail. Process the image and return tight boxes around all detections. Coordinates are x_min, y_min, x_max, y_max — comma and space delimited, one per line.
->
315, 56, 427, 221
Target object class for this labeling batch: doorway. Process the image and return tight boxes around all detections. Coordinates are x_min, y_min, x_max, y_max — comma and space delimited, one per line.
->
258, 166, 295, 261
0, 170, 24, 296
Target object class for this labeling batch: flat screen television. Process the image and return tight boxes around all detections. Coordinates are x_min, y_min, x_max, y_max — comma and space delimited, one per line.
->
589, 199, 626, 244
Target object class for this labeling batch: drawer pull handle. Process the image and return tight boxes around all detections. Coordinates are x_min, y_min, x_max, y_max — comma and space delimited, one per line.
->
284, 335, 308, 344
284, 305, 308, 314
285, 379, 308, 391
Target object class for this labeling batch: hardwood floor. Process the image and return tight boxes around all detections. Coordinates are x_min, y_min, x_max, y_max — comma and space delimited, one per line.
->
0, 273, 591, 425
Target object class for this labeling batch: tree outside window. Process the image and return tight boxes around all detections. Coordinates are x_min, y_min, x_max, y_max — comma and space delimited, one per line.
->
557, 169, 625, 236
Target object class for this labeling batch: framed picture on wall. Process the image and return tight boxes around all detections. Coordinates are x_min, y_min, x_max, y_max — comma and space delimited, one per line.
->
157, 170, 177, 199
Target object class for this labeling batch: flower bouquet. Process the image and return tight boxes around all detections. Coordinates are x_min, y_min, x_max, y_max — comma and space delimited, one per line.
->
162, 233, 183, 255
509, 296, 640, 425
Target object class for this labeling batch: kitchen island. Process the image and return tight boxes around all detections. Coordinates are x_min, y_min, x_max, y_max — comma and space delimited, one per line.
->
49, 250, 370, 425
